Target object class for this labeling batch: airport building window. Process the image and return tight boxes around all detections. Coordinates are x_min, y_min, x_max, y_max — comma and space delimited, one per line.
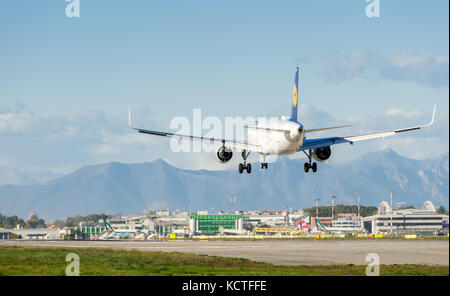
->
190, 215, 243, 234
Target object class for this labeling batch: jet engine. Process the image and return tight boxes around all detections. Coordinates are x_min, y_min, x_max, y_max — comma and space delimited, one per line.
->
215, 146, 233, 163
312, 146, 331, 162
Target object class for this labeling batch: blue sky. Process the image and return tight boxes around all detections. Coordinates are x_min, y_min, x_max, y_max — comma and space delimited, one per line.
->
0, 0, 448, 173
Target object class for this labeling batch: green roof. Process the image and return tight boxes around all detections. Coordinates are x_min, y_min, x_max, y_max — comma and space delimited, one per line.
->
189, 214, 243, 220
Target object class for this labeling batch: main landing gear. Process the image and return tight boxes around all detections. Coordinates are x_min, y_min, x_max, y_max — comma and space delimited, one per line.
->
303, 149, 317, 173
260, 155, 268, 170
239, 150, 252, 174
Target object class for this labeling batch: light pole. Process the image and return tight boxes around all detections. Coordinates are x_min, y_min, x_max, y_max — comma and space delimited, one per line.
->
331, 195, 336, 227
390, 190, 393, 235
229, 196, 236, 213
283, 205, 289, 226
315, 198, 320, 225
357, 192, 361, 229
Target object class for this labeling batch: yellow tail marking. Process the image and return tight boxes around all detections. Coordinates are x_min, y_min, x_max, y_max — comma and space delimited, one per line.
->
293, 84, 298, 107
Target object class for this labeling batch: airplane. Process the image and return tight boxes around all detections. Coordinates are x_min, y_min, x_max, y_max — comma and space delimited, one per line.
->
309, 218, 334, 235
289, 219, 311, 233
314, 218, 330, 233
290, 222, 301, 231
105, 220, 132, 233
313, 218, 361, 234
128, 67, 436, 174
299, 219, 311, 232
291, 219, 311, 232
104, 220, 143, 238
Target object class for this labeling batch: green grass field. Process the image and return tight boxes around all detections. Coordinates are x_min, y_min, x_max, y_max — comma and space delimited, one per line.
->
0, 246, 447, 276
188, 236, 449, 241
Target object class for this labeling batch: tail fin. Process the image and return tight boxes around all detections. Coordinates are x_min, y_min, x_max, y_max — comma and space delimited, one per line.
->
301, 219, 310, 229
290, 67, 299, 122
105, 220, 115, 233
315, 218, 328, 232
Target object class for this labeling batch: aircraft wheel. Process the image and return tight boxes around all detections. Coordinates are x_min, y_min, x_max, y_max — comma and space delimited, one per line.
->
304, 163, 310, 173
312, 162, 317, 173
246, 163, 252, 174
238, 163, 244, 174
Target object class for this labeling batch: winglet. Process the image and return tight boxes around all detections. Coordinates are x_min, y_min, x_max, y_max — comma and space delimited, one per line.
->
128, 107, 133, 129
421, 104, 436, 128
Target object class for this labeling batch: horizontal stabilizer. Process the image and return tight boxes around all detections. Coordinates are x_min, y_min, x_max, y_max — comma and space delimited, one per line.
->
305, 124, 352, 133
244, 125, 291, 133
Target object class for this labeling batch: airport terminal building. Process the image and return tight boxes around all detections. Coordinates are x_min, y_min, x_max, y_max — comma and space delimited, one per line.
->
189, 214, 244, 234
362, 201, 448, 234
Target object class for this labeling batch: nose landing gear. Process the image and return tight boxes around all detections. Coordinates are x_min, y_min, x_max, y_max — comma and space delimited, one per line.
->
260, 155, 268, 170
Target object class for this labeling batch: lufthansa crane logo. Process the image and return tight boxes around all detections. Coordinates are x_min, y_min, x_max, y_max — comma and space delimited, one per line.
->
293, 85, 298, 107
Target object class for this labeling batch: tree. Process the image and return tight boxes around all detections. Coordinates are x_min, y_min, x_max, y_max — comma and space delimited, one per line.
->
0, 213, 25, 229
65, 214, 110, 227
25, 214, 46, 229
53, 220, 66, 229
436, 206, 449, 215
303, 205, 377, 218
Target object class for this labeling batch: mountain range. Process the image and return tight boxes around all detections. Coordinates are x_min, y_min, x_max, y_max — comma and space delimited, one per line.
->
0, 149, 448, 221
0, 167, 61, 187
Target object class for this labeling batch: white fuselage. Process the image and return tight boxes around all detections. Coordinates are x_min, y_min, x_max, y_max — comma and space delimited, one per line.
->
248, 117, 304, 155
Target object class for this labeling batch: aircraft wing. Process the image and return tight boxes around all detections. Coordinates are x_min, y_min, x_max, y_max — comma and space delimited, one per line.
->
298, 105, 436, 152
129, 108, 263, 153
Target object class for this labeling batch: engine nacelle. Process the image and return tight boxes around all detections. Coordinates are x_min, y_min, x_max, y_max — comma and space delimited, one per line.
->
312, 146, 331, 162
215, 146, 233, 163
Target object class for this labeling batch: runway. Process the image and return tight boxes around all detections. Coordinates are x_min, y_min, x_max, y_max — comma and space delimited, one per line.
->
1, 239, 448, 266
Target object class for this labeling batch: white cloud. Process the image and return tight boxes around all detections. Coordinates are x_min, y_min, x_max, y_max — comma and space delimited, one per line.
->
382, 52, 449, 88
0, 112, 33, 132
321, 51, 376, 83
321, 51, 449, 88
87, 144, 122, 156
385, 108, 422, 118
0, 103, 448, 173
85, 131, 162, 157
376, 137, 448, 160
